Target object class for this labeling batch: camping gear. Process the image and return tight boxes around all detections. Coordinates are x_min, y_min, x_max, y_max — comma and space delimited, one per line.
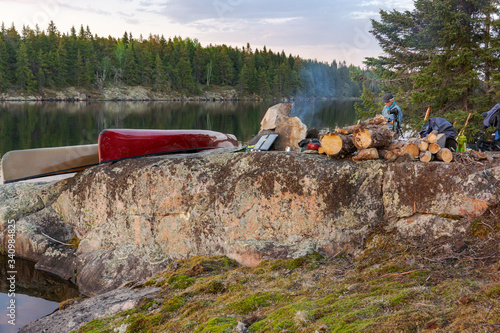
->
420, 117, 456, 140
298, 138, 321, 151
250, 134, 278, 151
457, 135, 467, 152
424, 105, 431, 121
1, 144, 99, 184
482, 103, 500, 129
98, 129, 238, 163
306, 142, 320, 151
475, 138, 500, 151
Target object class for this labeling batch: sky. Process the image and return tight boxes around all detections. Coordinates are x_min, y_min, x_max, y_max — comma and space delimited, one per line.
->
0, 0, 415, 67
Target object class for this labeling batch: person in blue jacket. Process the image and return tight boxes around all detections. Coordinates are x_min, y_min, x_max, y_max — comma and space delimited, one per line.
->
381, 93, 403, 132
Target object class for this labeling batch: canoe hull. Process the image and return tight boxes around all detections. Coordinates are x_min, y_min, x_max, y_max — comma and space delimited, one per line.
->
1, 144, 99, 183
98, 129, 238, 163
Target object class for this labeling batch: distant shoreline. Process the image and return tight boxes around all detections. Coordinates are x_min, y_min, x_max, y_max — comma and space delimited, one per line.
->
0, 85, 360, 103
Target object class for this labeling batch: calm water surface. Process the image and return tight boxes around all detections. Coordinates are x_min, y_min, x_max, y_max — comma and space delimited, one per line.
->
0, 99, 359, 155
0, 256, 79, 333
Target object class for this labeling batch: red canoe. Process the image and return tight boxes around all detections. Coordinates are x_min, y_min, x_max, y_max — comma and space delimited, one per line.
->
98, 129, 238, 163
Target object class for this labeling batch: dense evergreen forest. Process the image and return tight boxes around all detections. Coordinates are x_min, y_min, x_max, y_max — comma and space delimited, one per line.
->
0, 21, 367, 99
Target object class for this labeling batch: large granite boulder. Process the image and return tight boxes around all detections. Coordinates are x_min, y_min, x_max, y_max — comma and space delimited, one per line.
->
1, 150, 499, 296
253, 103, 307, 150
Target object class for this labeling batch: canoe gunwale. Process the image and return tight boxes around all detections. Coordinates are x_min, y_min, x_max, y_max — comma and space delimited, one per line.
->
2, 162, 99, 184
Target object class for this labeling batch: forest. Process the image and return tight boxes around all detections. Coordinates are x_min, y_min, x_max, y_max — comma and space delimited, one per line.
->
1, 0, 499, 139
0, 21, 366, 99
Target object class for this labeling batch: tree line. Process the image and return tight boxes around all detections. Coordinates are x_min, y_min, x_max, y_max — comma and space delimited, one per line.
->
0, 21, 366, 99
357, 0, 500, 138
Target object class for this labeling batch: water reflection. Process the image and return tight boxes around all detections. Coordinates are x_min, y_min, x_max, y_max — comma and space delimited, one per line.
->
0, 100, 359, 155
0, 256, 79, 332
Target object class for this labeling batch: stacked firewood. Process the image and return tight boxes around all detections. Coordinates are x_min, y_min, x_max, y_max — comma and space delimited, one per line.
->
317, 115, 453, 163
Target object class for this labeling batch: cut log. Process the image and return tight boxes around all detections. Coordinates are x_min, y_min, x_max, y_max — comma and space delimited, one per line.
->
435, 148, 453, 163
387, 141, 407, 156
409, 138, 429, 152
318, 146, 326, 154
428, 143, 441, 154
418, 141, 429, 152
352, 126, 394, 150
352, 148, 379, 162
336, 115, 387, 135
320, 133, 356, 156
378, 149, 395, 160
425, 130, 439, 144
320, 133, 341, 155
401, 143, 420, 159
419, 150, 434, 163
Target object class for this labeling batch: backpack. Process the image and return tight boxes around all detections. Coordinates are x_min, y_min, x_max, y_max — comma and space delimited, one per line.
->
420, 117, 456, 139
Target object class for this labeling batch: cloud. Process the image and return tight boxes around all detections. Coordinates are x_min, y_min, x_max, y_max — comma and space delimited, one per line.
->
156, 0, 325, 24
350, 10, 380, 20
358, 0, 414, 10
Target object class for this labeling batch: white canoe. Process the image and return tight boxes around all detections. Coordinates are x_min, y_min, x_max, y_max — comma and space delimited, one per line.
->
1, 144, 99, 184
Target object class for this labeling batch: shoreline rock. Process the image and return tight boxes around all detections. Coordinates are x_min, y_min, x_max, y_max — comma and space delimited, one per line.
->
1, 150, 499, 297
0, 85, 358, 102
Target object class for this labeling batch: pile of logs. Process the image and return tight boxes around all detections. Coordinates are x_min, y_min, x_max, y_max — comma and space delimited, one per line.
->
318, 115, 453, 163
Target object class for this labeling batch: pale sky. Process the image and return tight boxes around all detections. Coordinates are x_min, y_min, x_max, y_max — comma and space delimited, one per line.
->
0, 0, 415, 66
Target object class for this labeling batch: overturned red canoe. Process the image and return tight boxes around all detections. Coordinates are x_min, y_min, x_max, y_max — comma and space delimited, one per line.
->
98, 129, 238, 163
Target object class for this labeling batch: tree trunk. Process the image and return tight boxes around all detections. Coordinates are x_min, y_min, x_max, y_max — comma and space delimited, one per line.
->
352, 148, 379, 162
435, 148, 453, 163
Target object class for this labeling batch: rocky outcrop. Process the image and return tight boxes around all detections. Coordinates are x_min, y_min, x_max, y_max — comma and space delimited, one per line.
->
0, 85, 248, 102
1, 150, 499, 297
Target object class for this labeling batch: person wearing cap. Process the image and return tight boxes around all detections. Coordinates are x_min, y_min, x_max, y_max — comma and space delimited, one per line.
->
381, 93, 403, 131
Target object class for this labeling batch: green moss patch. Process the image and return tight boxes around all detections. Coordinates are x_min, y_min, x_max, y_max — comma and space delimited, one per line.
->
69, 240, 499, 333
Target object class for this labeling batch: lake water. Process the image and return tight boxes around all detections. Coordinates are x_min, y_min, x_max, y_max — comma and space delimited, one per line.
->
0, 99, 359, 155
0, 256, 79, 333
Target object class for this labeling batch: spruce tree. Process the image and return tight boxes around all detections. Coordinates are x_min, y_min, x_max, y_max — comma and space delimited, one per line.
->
16, 42, 36, 92
365, 0, 500, 128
